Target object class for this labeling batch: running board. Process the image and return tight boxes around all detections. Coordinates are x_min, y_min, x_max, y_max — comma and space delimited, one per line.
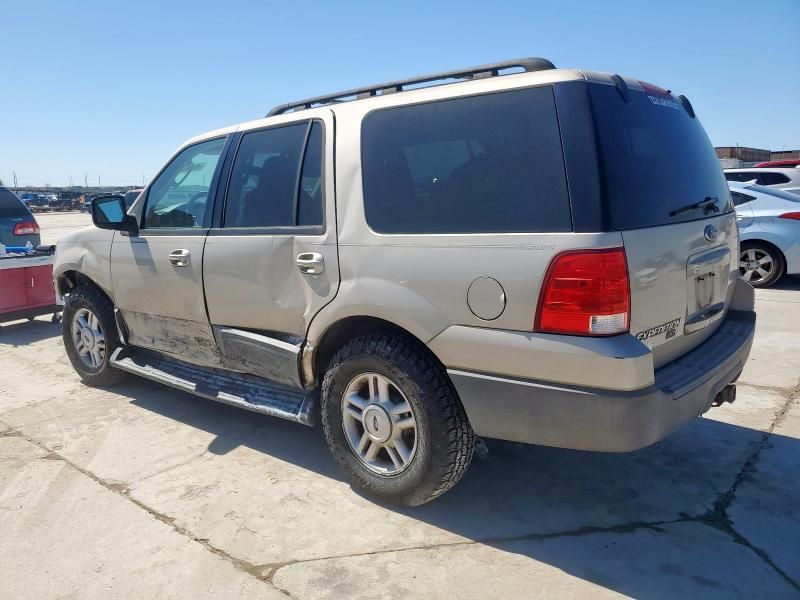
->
110, 347, 316, 426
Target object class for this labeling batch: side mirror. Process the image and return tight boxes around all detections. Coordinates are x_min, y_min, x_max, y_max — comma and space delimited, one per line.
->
91, 195, 138, 235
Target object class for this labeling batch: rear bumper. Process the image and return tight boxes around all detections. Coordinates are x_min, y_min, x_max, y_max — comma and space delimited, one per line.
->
449, 309, 756, 452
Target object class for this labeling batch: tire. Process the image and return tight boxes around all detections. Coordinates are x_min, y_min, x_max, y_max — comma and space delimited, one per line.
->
740, 241, 785, 288
321, 333, 475, 506
62, 285, 127, 387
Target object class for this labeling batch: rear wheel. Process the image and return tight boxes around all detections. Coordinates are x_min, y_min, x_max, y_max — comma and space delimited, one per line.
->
320, 333, 475, 506
62, 285, 127, 386
740, 242, 784, 288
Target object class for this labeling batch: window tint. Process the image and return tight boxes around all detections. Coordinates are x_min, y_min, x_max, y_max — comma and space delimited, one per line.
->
225, 123, 307, 228
731, 191, 755, 206
0, 188, 28, 218
759, 172, 791, 185
590, 83, 730, 229
361, 87, 571, 234
144, 137, 226, 228
297, 122, 324, 226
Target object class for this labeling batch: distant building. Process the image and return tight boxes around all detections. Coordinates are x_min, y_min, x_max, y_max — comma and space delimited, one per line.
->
715, 146, 771, 163
770, 149, 800, 160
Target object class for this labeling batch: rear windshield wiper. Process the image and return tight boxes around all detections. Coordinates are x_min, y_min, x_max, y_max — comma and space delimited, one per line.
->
669, 196, 719, 218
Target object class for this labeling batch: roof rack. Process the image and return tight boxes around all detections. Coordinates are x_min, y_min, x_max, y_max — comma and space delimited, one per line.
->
266, 57, 556, 117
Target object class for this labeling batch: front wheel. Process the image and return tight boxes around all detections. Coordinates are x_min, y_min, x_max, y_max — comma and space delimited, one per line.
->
740, 242, 785, 288
320, 333, 475, 506
62, 285, 127, 387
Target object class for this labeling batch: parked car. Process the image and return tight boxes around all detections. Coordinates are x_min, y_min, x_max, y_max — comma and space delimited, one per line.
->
724, 167, 800, 195
123, 188, 143, 209
53, 58, 755, 506
0, 187, 41, 248
19, 192, 51, 212
730, 181, 800, 287
754, 159, 800, 168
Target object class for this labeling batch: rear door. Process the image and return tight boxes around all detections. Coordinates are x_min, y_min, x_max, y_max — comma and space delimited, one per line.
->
202, 114, 339, 386
588, 81, 738, 367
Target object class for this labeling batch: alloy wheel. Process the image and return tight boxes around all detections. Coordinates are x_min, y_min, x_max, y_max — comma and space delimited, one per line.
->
71, 308, 106, 369
341, 372, 418, 475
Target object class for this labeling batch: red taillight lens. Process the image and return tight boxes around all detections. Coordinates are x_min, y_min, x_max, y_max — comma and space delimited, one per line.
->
779, 212, 800, 221
13, 221, 40, 236
535, 248, 630, 336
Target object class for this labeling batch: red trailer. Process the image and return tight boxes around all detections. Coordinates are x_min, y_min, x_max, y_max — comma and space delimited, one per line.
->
0, 253, 61, 324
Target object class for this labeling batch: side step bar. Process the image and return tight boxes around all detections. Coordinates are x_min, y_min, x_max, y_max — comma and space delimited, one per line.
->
110, 347, 316, 426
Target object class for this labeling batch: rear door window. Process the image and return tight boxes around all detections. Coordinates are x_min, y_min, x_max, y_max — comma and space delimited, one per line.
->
589, 83, 731, 229
758, 172, 791, 185
224, 122, 316, 228
361, 86, 571, 234
0, 189, 28, 218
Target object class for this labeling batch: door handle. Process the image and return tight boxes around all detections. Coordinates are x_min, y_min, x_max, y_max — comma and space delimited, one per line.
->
169, 249, 191, 267
296, 252, 324, 275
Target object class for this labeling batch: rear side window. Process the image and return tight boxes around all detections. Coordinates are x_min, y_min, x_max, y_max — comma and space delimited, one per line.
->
361, 87, 571, 234
590, 83, 731, 229
731, 191, 755, 206
759, 172, 791, 185
0, 189, 29, 218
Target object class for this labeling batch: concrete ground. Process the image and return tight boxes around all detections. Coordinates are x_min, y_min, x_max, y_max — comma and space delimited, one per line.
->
1, 212, 798, 599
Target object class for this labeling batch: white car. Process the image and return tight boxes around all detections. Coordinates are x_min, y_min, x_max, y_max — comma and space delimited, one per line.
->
731, 181, 800, 287
725, 167, 800, 195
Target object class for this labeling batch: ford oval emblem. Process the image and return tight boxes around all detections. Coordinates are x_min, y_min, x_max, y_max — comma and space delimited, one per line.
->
704, 225, 718, 242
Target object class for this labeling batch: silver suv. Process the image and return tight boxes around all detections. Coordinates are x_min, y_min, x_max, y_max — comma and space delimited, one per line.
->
54, 58, 756, 505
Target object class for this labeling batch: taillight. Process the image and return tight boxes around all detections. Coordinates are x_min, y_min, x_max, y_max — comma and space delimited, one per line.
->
535, 248, 630, 336
779, 212, 800, 221
13, 221, 40, 236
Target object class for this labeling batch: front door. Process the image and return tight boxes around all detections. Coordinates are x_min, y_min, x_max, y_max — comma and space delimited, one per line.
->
110, 136, 227, 366
202, 115, 339, 384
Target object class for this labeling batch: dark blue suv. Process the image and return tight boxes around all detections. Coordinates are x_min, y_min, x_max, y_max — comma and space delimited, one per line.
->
0, 187, 41, 249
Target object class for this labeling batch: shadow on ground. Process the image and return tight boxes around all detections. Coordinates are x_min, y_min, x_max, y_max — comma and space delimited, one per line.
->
127, 383, 799, 598
0, 317, 62, 346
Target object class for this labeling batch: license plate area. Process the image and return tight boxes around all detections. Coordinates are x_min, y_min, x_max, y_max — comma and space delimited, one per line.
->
686, 246, 730, 333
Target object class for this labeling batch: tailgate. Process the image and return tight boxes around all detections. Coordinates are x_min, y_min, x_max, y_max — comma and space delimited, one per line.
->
623, 212, 739, 367
586, 78, 737, 367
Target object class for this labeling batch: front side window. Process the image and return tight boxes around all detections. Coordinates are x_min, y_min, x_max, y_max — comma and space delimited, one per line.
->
144, 137, 226, 229
361, 87, 571, 234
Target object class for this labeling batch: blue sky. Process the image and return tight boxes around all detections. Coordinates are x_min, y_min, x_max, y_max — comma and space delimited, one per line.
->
1, 0, 798, 187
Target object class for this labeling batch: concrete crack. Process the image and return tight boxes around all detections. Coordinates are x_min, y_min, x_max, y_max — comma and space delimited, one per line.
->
9, 427, 297, 599
698, 381, 800, 592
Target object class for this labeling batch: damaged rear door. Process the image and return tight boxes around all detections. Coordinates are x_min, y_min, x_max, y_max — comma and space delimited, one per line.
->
203, 113, 339, 387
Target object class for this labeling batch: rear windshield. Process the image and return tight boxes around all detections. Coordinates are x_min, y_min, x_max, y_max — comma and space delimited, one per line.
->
0, 188, 29, 218
589, 83, 731, 230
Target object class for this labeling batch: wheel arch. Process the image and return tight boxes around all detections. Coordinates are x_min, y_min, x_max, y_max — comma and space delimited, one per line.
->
55, 270, 111, 301
306, 315, 441, 387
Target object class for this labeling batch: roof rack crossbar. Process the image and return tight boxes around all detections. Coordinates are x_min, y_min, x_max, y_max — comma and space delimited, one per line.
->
266, 57, 555, 117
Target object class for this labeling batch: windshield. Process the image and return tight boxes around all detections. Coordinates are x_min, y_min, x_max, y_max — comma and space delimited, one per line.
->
589, 82, 731, 230
0, 189, 29, 218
